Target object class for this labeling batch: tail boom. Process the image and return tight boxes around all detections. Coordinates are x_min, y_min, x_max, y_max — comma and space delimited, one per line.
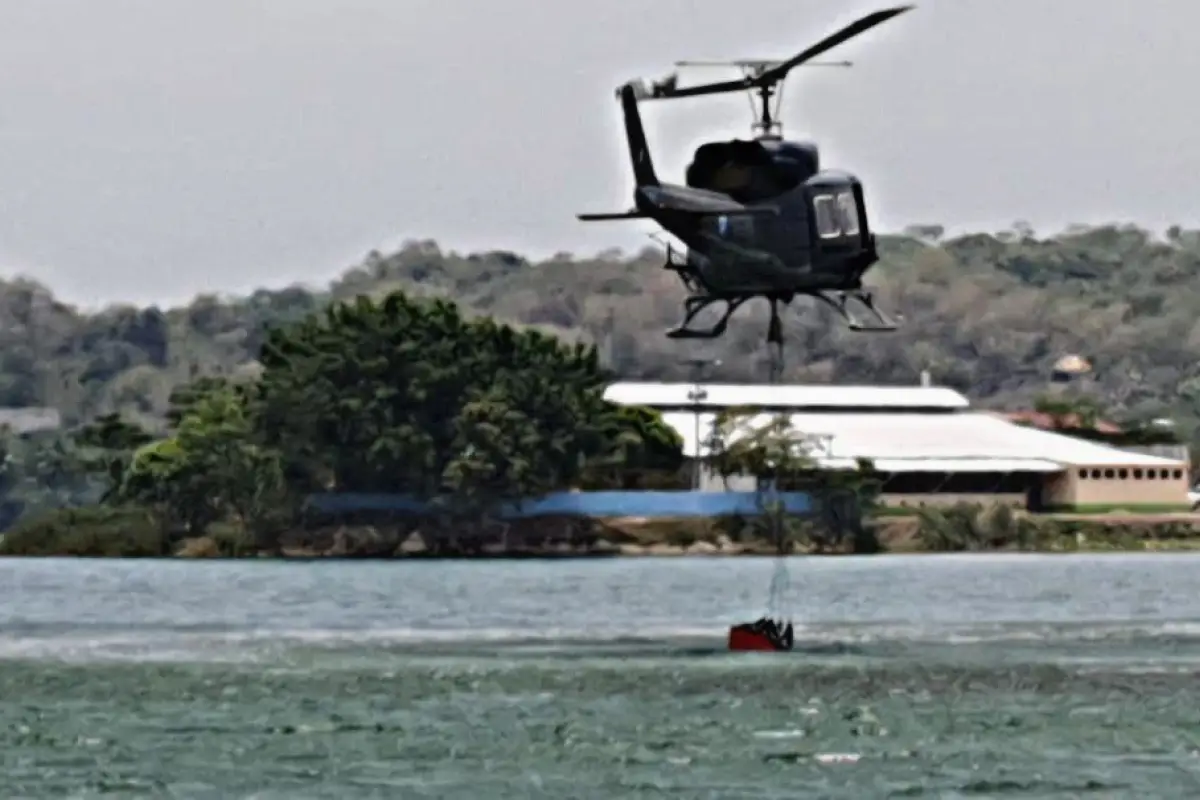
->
618, 83, 658, 187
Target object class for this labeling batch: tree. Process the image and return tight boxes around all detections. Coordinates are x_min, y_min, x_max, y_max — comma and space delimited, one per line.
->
708, 408, 881, 553
165, 376, 244, 429
255, 290, 627, 518
708, 409, 820, 490
0, 430, 97, 525
175, 386, 287, 547
72, 412, 155, 502
707, 409, 821, 552
6, 221, 1200, 436
13, 220, 1200, 526
580, 405, 685, 489
118, 437, 201, 534
1033, 394, 1102, 430
117, 386, 287, 549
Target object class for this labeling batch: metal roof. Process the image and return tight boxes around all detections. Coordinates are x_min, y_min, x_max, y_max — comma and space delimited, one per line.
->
0, 407, 62, 434
658, 410, 1186, 471
605, 382, 970, 411
870, 458, 1063, 474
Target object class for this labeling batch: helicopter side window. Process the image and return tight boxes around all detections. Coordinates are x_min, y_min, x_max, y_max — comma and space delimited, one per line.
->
813, 195, 840, 239
836, 191, 860, 236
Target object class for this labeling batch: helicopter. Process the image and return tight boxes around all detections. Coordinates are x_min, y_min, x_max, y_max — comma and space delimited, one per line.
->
577, 6, 914, 351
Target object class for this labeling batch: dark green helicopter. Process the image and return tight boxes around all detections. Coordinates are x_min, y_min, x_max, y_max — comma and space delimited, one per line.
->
578, 6, 914, 349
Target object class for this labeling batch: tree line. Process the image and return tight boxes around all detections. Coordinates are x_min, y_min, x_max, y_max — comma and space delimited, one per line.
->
0, 291, 686, 553
5, 222, 1200, 438
4, 220, 1200, 553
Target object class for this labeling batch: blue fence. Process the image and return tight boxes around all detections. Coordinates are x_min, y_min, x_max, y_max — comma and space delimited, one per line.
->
306, 491, 813, 519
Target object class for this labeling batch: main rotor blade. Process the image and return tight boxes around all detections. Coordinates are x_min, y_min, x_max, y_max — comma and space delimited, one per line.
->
644, 5, 912, 101
755, 5, 913, 85
646, 75, 750, 100
674, 60, 853, 68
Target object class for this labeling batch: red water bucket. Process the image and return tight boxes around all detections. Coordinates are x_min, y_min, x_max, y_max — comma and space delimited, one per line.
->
728, 624, 787, 652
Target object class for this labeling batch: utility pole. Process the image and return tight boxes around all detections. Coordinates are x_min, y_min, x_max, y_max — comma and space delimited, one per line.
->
683, 358, 720, 490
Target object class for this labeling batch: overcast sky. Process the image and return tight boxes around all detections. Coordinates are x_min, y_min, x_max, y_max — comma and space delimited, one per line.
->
2, 0, 1199, 306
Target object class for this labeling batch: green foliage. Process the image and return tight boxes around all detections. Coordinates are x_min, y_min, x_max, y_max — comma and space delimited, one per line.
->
0, 286, 683, 542
915, 503, 1058, 552
166, 376, 247, 430
708, 408, 818, 485
1033, 395, 1102, 429
0, 505, 165, 557
579, 405, 686, 489
255, 290, 641, 516
1025, 393, 1184, 448
3, 224, 1200, 433
115, 385, 289, 549
71, 412, 155, 502
0, 428, 101, 527
6, 224, 1200, 553
705, 409, 881, 553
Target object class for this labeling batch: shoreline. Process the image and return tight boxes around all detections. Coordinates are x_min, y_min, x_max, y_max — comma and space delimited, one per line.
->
156, 530, 1200, 559
7, 542, 1200, 559
7, 509, 1200, 559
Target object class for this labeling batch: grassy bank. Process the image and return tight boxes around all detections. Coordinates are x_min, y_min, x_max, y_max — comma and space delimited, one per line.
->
2, 503, 1200, 558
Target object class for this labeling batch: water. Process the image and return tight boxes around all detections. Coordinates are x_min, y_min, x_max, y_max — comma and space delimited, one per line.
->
4, 554, 1200, 798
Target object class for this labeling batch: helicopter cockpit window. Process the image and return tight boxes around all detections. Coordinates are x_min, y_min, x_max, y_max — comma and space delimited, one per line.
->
813, 195, 840, 239
836, 191, 860, 236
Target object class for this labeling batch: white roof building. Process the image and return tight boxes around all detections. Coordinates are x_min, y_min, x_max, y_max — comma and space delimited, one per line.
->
606, 382, 1186, 474
604, 381, 968, 412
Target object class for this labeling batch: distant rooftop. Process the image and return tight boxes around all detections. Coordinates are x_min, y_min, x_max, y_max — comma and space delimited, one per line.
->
0, 407, 62, 435
1001, 410, 1122, 434
604, 382, 970, 412
655, 410, 1185, 472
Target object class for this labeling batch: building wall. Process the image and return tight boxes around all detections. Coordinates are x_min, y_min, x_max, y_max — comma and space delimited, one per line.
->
880, 493, 1027, 509
1043, 464, 1189, 509
1122, 443, 1191, 463
706, 462, 1190, 512
307, 491, 813, 518
698, 467, 755, 492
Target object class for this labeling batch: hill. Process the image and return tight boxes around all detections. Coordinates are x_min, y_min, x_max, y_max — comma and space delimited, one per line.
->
4, 222, 1200, 436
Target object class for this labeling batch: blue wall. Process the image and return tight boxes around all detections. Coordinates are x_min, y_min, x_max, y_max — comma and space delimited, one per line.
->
307, 491, 813, 518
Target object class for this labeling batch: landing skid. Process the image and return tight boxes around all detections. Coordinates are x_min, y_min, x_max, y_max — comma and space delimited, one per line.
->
665, 296, 749, 340
812, 289, 899, 332
665, 289, 898, 341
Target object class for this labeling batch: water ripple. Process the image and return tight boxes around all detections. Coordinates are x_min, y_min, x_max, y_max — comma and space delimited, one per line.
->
3, 555, 1200, 796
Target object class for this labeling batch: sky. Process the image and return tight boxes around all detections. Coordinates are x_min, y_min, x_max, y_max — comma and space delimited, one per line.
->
1, 0, 1199, 307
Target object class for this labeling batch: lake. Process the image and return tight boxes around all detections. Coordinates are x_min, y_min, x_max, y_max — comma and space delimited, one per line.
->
2, 554, 1200, 798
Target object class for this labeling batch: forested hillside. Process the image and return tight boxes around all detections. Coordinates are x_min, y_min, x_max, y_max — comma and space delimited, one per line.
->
4, 222, 1200, 433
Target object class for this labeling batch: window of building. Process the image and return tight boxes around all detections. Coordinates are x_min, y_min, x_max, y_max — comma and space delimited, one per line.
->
1174, 469, 1184, 479
1133, 469, 1143, 479
1118, 468, 1128, 479
1078, 469, 1088, 479
1103, 469, 1115, 479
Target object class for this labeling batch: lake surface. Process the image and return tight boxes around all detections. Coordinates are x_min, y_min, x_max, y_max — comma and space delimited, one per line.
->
4, 554, 1200, 798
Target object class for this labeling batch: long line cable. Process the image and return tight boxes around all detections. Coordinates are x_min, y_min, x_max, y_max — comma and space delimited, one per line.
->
764, 301, 791, 626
